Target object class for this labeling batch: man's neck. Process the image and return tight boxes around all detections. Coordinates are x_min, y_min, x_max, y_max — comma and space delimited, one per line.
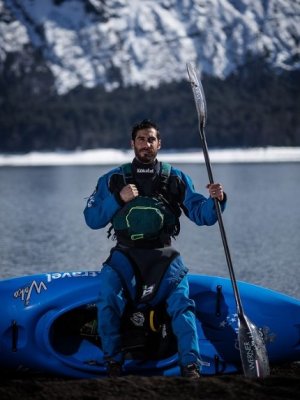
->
133, 157, 157, 166
132, 158, 159, 178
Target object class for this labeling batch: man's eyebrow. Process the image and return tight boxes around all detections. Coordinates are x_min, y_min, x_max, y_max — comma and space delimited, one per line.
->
136, 135, 156, 139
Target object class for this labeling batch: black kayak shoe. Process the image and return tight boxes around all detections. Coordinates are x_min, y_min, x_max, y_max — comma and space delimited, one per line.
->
107, 360, 122, 378
181, 363, 201, 379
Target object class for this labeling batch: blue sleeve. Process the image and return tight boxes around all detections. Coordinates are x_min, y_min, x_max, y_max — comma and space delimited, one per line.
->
173, 168, 226, 226
83, 169, 122, 230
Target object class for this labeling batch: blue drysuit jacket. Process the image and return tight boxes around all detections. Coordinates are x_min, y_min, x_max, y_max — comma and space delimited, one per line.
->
84, 163, 226, 231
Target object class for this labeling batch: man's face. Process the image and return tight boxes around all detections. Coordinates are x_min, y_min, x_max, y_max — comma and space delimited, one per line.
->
131, 127, 161, 164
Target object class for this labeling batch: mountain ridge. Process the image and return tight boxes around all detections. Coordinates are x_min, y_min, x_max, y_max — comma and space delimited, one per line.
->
1, 0, 299, 94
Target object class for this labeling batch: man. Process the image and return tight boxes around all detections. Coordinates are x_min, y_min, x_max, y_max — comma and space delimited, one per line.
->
84, 119, 226, 378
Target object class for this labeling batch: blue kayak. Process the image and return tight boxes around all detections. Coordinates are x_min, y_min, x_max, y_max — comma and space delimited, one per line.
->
0, 271, 299, 378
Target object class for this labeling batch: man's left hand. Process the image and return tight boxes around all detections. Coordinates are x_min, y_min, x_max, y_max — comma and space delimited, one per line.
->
207, 183, 224, 202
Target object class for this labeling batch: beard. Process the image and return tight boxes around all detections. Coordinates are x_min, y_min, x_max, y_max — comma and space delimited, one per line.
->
134, 148, 158, 164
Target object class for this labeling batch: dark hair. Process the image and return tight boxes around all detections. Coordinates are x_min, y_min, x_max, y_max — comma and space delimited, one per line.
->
131, 119, 160, 140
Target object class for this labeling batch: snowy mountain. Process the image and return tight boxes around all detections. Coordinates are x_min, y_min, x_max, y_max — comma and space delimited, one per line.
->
1, 0, 299, 95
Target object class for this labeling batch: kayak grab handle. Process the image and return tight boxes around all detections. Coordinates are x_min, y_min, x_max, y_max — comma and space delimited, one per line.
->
214, 355, 220, 374
11, 320, 18, 352
216, 285, 222, 317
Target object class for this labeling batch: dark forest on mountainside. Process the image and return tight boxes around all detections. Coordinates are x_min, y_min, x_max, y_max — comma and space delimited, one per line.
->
0, 56, 299, 153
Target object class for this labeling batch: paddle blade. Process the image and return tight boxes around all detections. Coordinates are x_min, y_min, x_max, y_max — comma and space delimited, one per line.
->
238, 314, 270, 378
186, 62, 207, 127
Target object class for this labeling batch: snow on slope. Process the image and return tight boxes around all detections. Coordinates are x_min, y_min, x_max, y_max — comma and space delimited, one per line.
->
1, 0, 299, 94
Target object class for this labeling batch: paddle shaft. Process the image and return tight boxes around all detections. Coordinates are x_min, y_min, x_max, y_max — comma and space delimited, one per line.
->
198, 120, 244, 317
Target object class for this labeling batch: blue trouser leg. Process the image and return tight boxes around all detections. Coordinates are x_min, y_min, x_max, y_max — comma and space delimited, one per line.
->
97, 255, 201, 369
97, 265, 127, 363
165, 275, 201, 367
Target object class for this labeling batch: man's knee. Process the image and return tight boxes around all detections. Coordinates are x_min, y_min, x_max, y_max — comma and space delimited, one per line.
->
98, 265, 123, 301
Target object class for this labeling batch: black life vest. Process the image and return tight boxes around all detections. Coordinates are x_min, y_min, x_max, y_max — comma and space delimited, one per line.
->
110, 162, 181, 246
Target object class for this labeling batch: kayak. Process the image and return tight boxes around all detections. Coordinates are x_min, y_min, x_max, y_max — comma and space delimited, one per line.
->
0, 271, 299, 378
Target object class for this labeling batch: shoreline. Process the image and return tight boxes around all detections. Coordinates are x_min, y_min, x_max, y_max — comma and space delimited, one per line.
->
0, 147, 300, 167
1, 362, 299, 400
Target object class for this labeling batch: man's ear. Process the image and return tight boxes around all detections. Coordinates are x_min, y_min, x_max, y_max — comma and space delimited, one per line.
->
158, 139, 161, 150
131, 140, 134, 149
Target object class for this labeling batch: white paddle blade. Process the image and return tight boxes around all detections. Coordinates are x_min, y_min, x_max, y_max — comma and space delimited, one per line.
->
186, 62, 207, 127
238, 314, 270, 378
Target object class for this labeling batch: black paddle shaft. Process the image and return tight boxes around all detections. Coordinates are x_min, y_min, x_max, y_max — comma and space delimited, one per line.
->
199, 120, 244, 317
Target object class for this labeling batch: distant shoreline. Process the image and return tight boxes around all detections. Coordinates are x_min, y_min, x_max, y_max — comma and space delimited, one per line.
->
1, 147, 300, 167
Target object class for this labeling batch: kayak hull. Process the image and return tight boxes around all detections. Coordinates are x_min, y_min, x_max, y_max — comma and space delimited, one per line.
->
0, 271, 299, 378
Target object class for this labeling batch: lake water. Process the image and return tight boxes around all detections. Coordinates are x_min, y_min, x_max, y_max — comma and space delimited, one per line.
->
0, 163, 299, 298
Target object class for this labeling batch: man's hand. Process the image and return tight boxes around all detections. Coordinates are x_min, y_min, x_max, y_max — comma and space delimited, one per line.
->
207, 183, 224, 202
119, 184, 139, 203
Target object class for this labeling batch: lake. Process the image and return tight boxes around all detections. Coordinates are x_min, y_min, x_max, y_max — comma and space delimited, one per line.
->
0, 162, 299, 298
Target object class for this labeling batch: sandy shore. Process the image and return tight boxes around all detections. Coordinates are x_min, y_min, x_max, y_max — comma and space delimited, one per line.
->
0, 362, 299, 400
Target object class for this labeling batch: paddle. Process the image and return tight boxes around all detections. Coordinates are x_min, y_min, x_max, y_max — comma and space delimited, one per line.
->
186, 62, 270, 378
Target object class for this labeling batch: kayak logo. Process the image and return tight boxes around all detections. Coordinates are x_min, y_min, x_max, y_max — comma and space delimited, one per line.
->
46, 271, 101, 282
130, 312, 145, 327
219, 313, 238, 328
14, 280, 47, 306
261, 326, 276, 344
